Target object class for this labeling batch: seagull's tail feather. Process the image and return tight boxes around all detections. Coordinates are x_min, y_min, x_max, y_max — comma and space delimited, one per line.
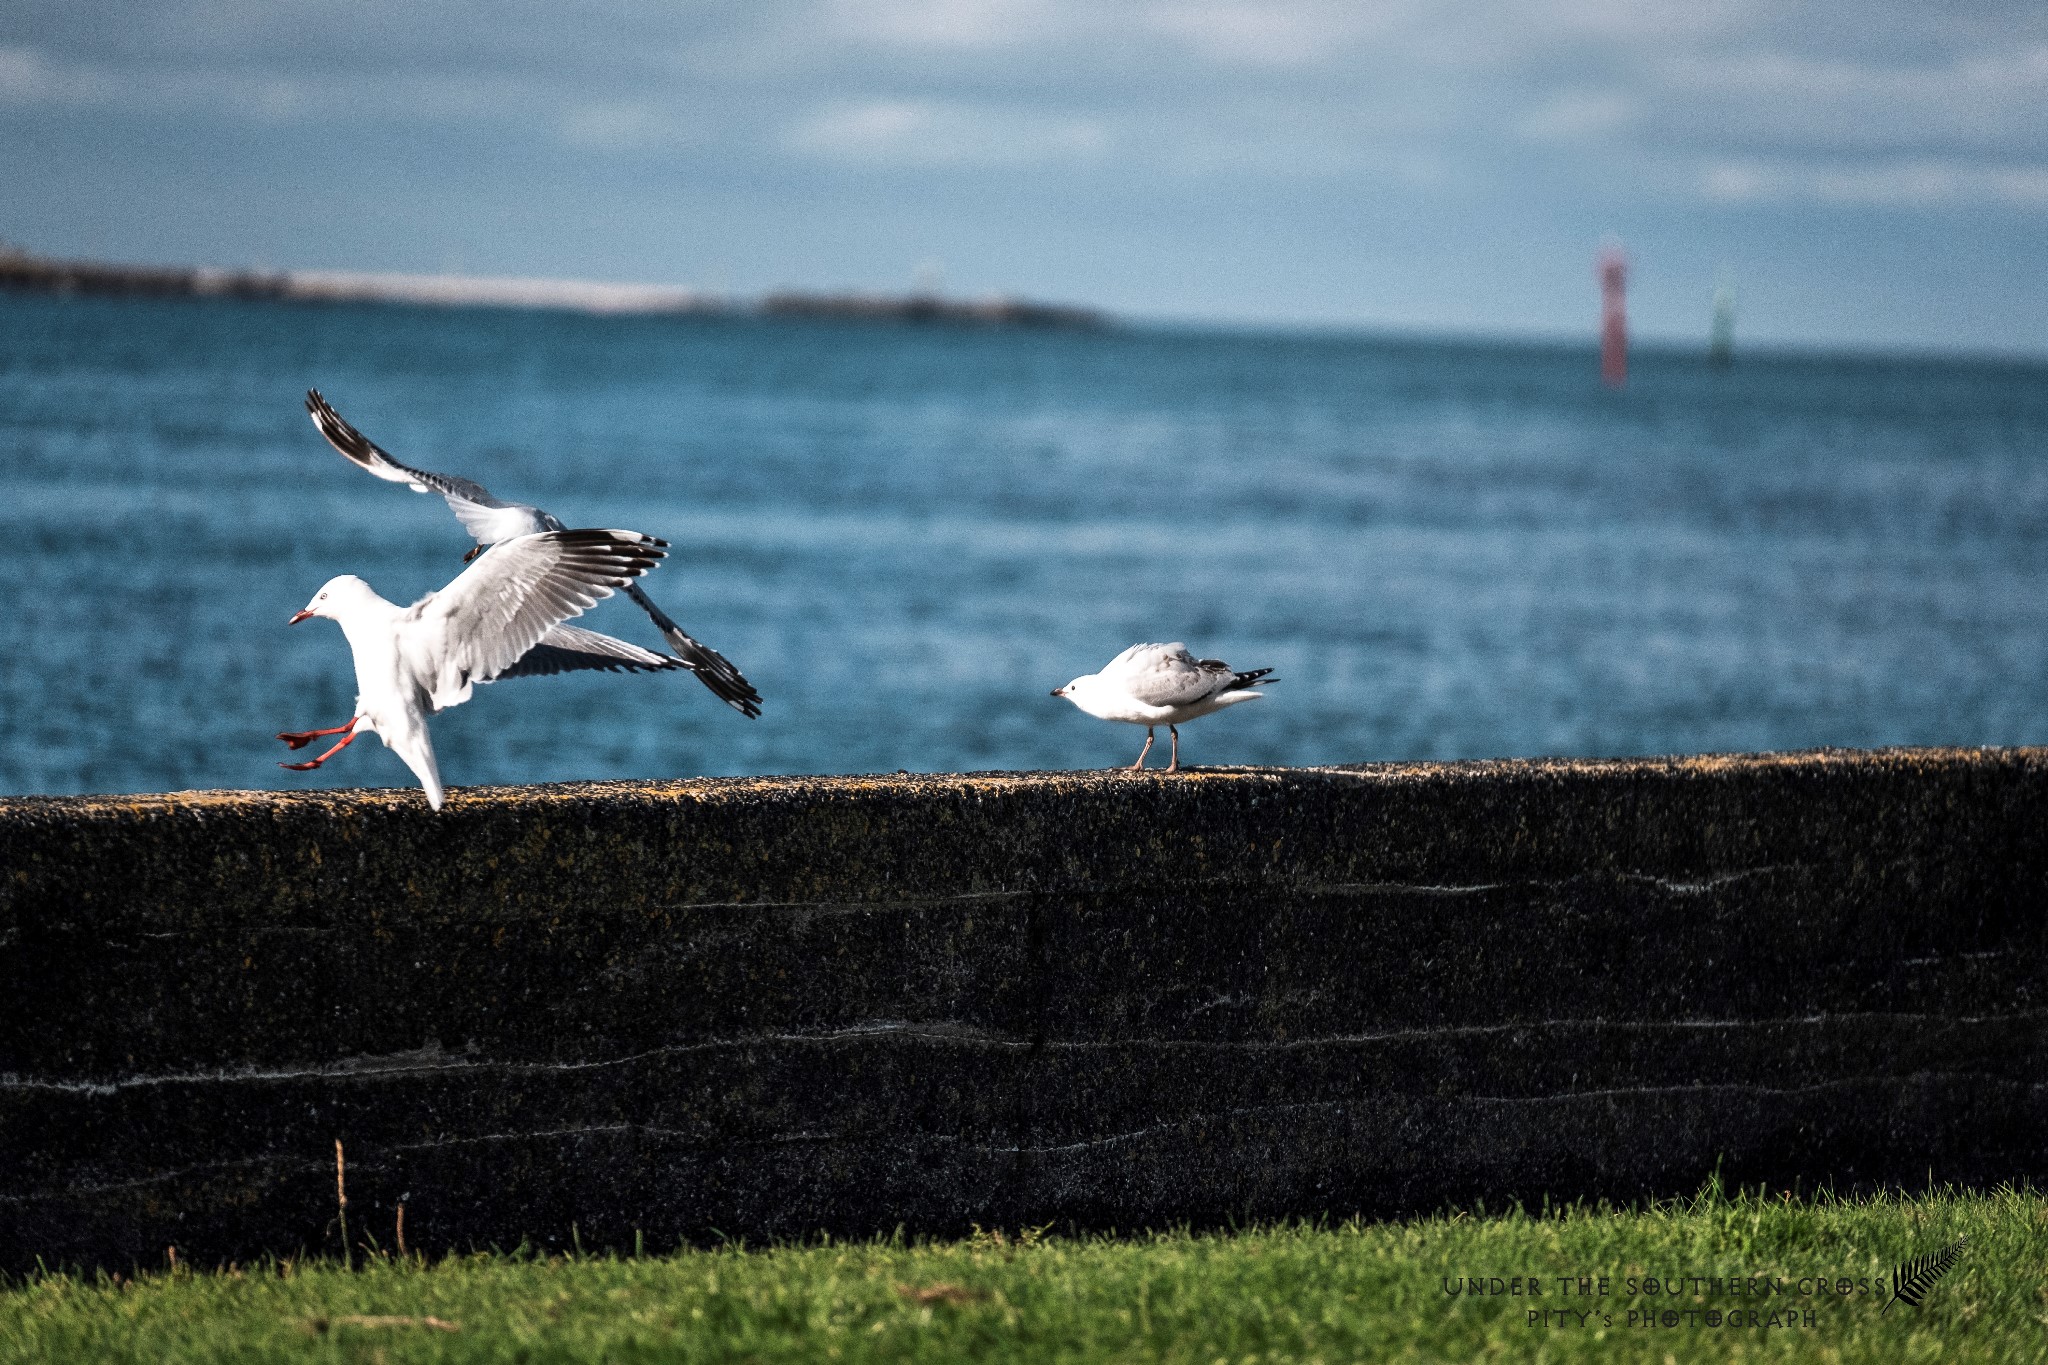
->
385, 725, 446, 812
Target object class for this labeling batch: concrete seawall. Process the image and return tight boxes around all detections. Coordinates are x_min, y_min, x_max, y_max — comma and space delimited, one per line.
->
2, 749, 2043, 1271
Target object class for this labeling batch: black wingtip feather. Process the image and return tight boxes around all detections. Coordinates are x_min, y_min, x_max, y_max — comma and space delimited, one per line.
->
550, 529, 667, 586
1225, 667, 1276, 692
658, 626, 764, 717
304, 388, 383, 469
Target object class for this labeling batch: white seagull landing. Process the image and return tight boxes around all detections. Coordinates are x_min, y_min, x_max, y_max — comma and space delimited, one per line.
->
305, 389, 762, 718
1052, 642, 1275, 772
279, 528, 668, 811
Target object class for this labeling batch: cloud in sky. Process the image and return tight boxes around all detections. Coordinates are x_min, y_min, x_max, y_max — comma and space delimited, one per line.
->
785, 99, 1110, 167
1701, 158, 2048, 208
2, 0, 2045, 349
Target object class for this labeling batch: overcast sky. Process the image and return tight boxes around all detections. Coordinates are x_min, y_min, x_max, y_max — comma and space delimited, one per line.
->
4, 1, 2045, 351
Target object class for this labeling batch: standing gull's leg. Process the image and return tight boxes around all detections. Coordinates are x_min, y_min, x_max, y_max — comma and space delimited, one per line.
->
1127, 727, 1155, 770
1166, 724, 1180, 773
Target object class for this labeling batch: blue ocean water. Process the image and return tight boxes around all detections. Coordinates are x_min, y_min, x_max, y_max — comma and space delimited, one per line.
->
2, 291, 2046, 798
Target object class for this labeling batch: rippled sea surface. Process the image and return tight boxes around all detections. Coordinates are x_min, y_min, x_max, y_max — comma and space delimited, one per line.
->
3, 292, 2046, 797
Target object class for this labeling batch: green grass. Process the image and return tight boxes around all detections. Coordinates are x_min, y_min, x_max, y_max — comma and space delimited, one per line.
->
5, 1184, 2044, 1363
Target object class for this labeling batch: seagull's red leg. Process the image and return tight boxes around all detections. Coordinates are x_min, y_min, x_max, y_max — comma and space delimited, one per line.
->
278, 717, 358, 751
279, 724, 363, 771
1126, 728, 1155, 770
1165, 725, 1180, 773
462, 544, 483, 564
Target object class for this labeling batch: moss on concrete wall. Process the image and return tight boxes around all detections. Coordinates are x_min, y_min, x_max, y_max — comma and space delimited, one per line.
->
2, 750, 2044, 1270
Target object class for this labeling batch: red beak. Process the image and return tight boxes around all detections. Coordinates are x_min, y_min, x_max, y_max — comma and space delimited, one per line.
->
288, 609, 315, 625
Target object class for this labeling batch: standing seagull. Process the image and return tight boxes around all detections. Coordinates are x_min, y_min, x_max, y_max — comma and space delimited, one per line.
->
1052, 643, 1274, 772
304, 389, 762, 718
279, 528, 668, 810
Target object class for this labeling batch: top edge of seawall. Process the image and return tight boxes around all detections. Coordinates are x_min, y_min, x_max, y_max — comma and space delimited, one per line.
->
2, 746, 2041, 821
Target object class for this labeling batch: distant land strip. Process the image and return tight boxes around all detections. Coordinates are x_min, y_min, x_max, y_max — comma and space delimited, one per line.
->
0, 243, 1109, 329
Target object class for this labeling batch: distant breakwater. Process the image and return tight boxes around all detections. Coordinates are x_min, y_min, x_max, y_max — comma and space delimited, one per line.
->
0, 245, 1108, 327
1, 750, 2043, 1271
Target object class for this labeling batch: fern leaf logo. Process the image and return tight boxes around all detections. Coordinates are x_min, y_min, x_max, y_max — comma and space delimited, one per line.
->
1882, 1234, 1966, 1314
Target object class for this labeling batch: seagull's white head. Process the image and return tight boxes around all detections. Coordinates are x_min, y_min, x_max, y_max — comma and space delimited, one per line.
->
1051, 675, 1094, 705
289, 574, 376, 625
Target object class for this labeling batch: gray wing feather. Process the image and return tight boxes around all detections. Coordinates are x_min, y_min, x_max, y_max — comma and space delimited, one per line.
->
1116, 643, 1235, 709
490, 623, 685, 681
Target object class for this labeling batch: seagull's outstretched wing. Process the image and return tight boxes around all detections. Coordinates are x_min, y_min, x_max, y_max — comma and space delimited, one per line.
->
306, 389, 553, 544
404, 529, 667, 708
491, 623, 687, 681
309, 388, 764, 716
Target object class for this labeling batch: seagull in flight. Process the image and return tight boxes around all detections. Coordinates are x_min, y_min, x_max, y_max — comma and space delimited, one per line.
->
1052, 642, 1274, 771
279, 528, 668, 810
305, 389, 761, 718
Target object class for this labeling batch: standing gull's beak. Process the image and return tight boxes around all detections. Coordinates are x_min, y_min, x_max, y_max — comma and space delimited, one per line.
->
288, 609, 315, 625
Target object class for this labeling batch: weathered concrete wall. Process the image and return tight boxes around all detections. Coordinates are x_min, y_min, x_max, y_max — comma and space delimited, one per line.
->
2, 749, 2044, 1271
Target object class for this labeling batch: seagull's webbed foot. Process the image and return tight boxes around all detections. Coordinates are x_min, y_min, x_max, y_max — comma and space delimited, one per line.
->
1126, 727, 1155, 770
462, 543, 485, 564
277, 719, 362, 770
278, 718, 357, 751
